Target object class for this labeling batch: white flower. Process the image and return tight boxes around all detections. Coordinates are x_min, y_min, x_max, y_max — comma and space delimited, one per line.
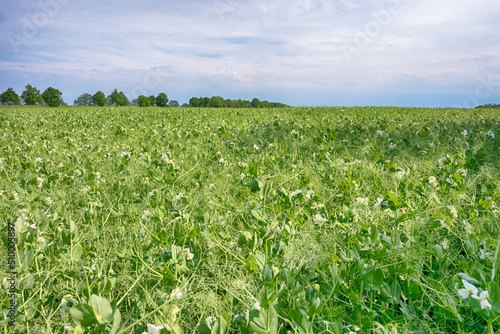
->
171, 305, 180, 320
461, 130, 468, 136
376, 130, 384, 136
170, 288, 183, 299
314, 214, 328, 224
37, 236, 45, 243
45, 197, 53, 205
240, 173, 246, 180
254, 301, 262, 311
449, 206, 458, 218
60, 294, 74, 315
428, 176, 438, 187
35, 157, 43, 163
36, 177, 44, 188
141, 210, 151, 220
355, 197, 369, 206
185, 248, 194, 260
472, 290, 492, 309
394, 170, 405, 179
458, 279, 478, 299
146, 323, 169, 334
253, 144, 259, 151
162, 153, 174, 164
219, 157, 226, 164
374, 197, 384, 210
305, 190, 315, 200
486, 130, 495, 139
311, 203, 324, 210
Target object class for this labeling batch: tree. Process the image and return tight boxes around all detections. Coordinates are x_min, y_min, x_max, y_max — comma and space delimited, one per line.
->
181, 103, 189, 107
0, 88, 21, 105
251, 98, 261, 108
108, 89, 129, 106
21, 84, 42, 105
74, 93, 93, 106
209, 96, 225, 108
42, 87, 63, 107
189, 97, 200, 107
148, 95, 157, 106
92, 91, 107, 106
137, 95, 151, 107
167, 100, 179, 107
156, 93, 169, 107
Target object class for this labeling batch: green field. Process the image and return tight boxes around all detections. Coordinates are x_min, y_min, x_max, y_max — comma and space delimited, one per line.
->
1, 106, 499, 333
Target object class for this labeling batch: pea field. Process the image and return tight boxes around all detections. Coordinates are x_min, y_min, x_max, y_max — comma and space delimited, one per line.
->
1, 106, 499, 334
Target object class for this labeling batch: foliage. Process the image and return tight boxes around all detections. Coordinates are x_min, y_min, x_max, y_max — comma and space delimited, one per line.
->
169, 100, 180, 108
74, 93, 93, 106
107, 89, 129, 106
0, 87, 21, 105
93, 91, 107, 106
20, 84, 42, 105
188, 96, 287, 108
156, 93, 169, 107
476, 104, 500, 109
42, 87, 64, 107
0, 106, 498, 333
137, 95, 152, 107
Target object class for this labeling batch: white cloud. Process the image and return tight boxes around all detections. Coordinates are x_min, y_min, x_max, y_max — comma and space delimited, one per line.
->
0, 0, 499, 106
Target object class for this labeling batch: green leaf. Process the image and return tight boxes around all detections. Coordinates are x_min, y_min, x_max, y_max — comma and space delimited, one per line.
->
251, 209, 266, 222
307, 297, 321, 318
198, 313, 229, 334
432, 244, 444, 261
259, 181, 272, 200
72, 244, 83, 262
249, 306, 278, 334
70, 304, 96, 327
489, 282, 500, 313
457, 273, 481, 286
90, 294, 114, 325
247, 254, 258, 273
22, 274, 35, 290
384, 191, 399, 209
250, 179, 261, 192
109, 308, 121, 334
263, 265, 273, 284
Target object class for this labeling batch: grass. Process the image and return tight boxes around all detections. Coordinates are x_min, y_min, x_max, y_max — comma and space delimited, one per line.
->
0, 106, 499, 333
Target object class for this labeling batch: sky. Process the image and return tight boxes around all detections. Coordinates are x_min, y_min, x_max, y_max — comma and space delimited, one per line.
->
0, 0, 499, 107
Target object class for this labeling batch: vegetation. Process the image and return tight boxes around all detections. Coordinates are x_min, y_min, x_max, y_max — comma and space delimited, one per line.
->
188, 96, 287, 108
0, 106, 499, 333
42, 87, 64, 107
0, 88, 21, 105
476, 104, 500, 109
20, 84, 42, 105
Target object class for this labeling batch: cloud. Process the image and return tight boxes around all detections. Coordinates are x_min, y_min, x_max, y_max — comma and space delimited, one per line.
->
0, 0, 499, 106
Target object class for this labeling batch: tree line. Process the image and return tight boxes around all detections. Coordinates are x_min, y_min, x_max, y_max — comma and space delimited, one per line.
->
188, 96, 287, 108
1, 85, 288, 108
1, 85, 64, 107
475, 103, 500, 109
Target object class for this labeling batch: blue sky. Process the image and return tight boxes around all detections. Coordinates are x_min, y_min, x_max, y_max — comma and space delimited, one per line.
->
1, 0, 499, 107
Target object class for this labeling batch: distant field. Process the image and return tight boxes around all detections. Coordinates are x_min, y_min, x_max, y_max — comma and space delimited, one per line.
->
1, 106, 499, 333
